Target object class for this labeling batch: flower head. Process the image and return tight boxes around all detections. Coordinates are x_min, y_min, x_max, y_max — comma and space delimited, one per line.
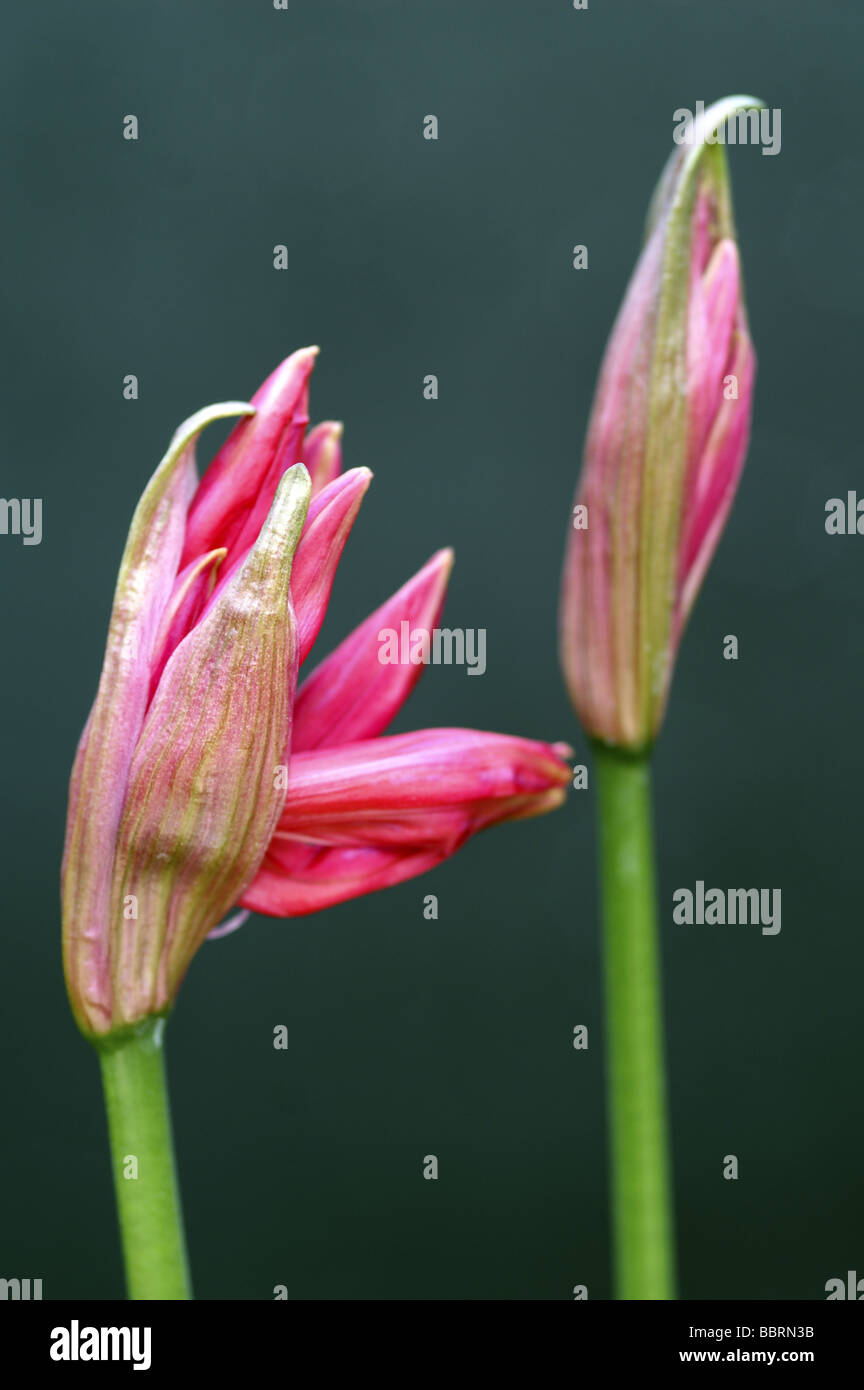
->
559, 96, 760, 751
63, 351, 570, 1037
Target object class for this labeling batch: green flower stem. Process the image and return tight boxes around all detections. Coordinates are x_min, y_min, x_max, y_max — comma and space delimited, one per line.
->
593, 744, 675, 1299
96, 1018, 191, 1300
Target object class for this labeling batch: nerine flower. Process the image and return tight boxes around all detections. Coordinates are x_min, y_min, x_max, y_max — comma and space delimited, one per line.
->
63, 349, 571, 1037
559, 96, 758, 751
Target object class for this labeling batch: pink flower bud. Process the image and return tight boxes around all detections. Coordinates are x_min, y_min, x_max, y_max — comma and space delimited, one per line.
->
63, 350, 572, 1034
559, 96, 759, 751
62, 397, 312, 1037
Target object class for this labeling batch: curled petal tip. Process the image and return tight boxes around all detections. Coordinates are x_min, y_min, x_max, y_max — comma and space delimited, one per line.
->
167, 400, 256, 450
698, 94, 766, 130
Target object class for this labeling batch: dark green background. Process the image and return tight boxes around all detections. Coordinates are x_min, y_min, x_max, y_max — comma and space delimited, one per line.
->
1, 0, 860, 1300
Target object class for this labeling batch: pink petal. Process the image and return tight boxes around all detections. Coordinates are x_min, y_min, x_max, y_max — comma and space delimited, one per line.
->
181, 347, 317, 570
687, 238, 741, 470
241, 845, 445, 917
292, 549, 453, 751
290, 467, 373, 663
677, 325, 756, 626
241, 730, 572, 917
149, 547, 226, 697
303, 420, 343, 496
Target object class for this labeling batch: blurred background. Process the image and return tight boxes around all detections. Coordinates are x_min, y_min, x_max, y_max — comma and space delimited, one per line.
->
0, 0, 860, 1299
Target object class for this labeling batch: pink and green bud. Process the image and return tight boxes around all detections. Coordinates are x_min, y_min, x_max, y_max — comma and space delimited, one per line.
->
559, 96, 760, 752
62, 400, 311, 1038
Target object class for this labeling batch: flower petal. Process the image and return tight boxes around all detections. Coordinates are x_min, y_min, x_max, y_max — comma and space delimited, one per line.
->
290, 468, 372, 663
241, 845, 445, 917
181, 347, 317, 570
241, 730, 571, 916
61, 400, 254, 1035
106, 464, 310, 1027
303, 420, 343, 496
677, 325, 756, 626
293, 549, 453, 751
150, 547, 227, 697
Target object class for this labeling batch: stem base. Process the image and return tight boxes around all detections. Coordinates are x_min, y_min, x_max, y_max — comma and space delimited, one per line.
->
97, 1018, 191, 1300
594, 744, 676, 1300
